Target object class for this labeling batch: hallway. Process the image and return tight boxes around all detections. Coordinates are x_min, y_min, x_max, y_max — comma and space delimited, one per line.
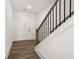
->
5, 0, 74, 59
8, 40, 40, 59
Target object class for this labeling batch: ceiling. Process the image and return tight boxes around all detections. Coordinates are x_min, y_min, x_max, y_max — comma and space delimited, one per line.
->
11, 0, 54, 14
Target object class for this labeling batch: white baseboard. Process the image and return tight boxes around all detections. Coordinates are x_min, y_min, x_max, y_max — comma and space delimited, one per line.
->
5, 41, 13, 59
13, 38, 35, 41
35, 47, 48, 59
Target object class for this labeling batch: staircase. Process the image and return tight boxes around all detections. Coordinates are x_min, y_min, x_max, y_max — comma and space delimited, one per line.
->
35, 0, 74, 59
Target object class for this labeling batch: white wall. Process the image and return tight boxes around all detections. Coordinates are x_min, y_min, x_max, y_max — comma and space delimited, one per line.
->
5, 0, 13, 59
35, 15, 74, 59
13, 12, 37, 41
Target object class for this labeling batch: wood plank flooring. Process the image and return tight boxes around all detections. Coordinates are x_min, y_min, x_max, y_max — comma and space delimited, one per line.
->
8, 40, 40, 59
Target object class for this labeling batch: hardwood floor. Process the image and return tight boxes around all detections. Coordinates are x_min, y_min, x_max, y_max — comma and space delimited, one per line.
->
8, 40, 40, 59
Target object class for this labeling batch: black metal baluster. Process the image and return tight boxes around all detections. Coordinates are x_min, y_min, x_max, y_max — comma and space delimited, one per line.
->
43, 23, 44, 39
38, 30, 39, 41
42, 26, 43, 40
70, 0, 71, 17
59, 0, 61, 25
42, 23, 44, 40
41, 29, 42, 41
46, 20, 47, 37
36, 29, 38, 43
44, 22, 45, 39
44, 20, 46, 38
64, 0, 66, 22
39, 29, 41, 41
40, 27, 42, 40
53, 9, 54, 31
48, 16, 49, 36
55, 4, 57, 29
45, 18, 47, 37
41, 25, 43, 40
50, 12, 51, 33
39, 29, 40, 41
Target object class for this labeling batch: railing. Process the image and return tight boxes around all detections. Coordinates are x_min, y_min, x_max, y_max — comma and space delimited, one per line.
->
36, 0, 74, 43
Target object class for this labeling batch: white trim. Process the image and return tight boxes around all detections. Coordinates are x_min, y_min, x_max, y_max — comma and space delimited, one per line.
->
5, 41, 13, 59
35, 47, 48, 59
13, 38, 35, 41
